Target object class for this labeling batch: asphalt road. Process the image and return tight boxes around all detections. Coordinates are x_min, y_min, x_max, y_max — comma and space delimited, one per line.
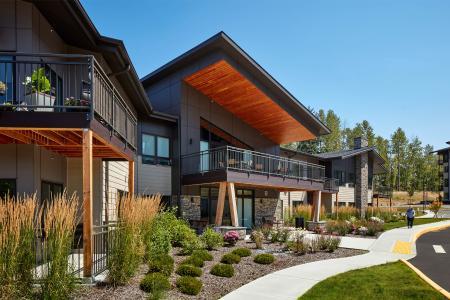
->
409, 227, 450, 292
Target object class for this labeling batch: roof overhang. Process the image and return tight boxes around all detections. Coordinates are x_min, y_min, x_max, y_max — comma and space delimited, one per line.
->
142, 32, 330, 142
30, 0, 152, 116
184, 60, 316, 144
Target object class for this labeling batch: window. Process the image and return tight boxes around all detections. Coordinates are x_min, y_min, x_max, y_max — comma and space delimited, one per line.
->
142, 134, 171, 165
0, 179, 16, 199
41, 181, 63, 204
334, 170, 346, 186
0, 56, 14, 104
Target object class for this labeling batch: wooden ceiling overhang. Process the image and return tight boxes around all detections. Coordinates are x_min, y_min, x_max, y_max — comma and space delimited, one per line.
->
0, 128, 129, 160
184, 60, 316, 144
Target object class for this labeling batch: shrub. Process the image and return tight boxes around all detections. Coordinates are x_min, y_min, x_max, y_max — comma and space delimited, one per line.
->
176, 276, 202, 296
430, 201, 442, 218
270, 229, 279, 243
180, 231, 204, 255
140, 272, 170, 293
148, 254, 174, 276
191, 249, 213, 261
317, 235, 341, 252
232, 247, 252, 257
277, 228, 290, 244
286, 231, 306, 255
220, 253, 241, 264
210, 263, 234, 278
147, 210, 174, 259
181, 256, 204, 268
250, 230, 264, 249
200, 227, 223, 250
172, 219, 196, 247
223, 231, 239, 246
326, 220, 351, 236
261, 225, 272, 241
308, 236, 319, 253
176, 264, 202, 277
254, 253, 275, 264
366, 221, 383, 236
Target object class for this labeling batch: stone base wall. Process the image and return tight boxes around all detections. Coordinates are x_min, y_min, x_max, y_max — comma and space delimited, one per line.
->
255, 198, 282, 226
177, 195, 201, 221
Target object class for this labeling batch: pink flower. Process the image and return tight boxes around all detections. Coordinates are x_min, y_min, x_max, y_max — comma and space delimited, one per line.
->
224, 231, 239, 245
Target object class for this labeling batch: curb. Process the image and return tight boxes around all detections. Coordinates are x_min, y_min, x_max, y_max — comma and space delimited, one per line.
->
401, 259, 450, 299
413, 221, 450, 242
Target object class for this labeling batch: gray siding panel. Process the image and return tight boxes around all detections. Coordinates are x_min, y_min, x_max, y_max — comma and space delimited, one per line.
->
137, 156, 172, 196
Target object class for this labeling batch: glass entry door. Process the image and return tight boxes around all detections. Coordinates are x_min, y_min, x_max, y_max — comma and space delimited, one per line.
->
236, 189, 254, 228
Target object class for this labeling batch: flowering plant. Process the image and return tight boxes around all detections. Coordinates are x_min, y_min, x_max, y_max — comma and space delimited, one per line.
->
357, 226, 368, 236
369, 216, 384, 224
223, 231, 239, 246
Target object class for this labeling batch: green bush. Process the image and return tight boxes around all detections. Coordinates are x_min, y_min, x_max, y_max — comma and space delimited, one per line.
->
317, 235, 341, 252
254, 253, 275, 265
192, 249, 213, 261
210, 263, 234, 278
180, 231, 204, 255
172, 219, 195, 247
220, 253, 241, 264
148, 254, 174, 276
176, 264, 202, 277
176, 276, 202, 296
231, 247, 251, 257
140, 272, 170, 293
181, 256, 204, 268
326, 220, 352, 236
286, 232, 306, 255
250, 229, 264, 249
200, 227, 223, 250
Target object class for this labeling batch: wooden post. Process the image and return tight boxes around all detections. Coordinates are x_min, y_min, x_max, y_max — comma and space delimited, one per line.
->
82, 129, 93, 278
312, 190, 322, 222
335, 193, 339, 219
128, 160, 135, 196
227, 182, 239, 227
215, 182, 227, 225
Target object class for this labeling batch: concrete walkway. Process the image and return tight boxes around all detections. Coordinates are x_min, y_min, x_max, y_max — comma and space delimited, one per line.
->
222, 220, 450, 300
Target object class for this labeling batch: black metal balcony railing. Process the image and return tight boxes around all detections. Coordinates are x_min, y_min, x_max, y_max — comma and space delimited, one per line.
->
181, 146, 326, 182
0, 53, 137, 149
324, 178, 340, 192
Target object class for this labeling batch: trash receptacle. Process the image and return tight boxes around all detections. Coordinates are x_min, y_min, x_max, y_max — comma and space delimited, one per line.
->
295, 217, 304, 229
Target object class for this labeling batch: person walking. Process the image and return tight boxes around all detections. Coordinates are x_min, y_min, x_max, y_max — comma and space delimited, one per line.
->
406, 207, 415, 228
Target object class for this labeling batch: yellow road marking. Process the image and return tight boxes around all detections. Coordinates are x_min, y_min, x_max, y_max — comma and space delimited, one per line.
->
393, 240, 412, 254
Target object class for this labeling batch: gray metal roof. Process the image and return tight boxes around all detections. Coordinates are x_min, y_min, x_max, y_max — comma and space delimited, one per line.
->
314, 147, 378, 160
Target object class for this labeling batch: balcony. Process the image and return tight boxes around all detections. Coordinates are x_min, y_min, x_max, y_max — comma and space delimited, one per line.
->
0, 53, 137, 149
181, 146, 332, 191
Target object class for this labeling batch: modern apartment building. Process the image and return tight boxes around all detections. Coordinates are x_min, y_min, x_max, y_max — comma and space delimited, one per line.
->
434, 142, 450, 203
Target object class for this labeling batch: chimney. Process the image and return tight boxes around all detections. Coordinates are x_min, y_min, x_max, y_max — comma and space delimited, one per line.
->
354, 137, 368, 149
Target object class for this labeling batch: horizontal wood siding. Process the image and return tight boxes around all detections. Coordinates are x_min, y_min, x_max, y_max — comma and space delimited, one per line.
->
103, 161, 129, 223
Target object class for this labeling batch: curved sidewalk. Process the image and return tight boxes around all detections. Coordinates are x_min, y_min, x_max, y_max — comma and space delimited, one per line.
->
222, 220, 450, 300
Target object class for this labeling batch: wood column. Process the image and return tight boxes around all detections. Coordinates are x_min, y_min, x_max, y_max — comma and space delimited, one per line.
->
128, 160, 135, 196
335, 193, 339, 218
227, 182, 239, 227
215, 182, 227, 225
82, 129, 93, 278
312, 190, 322, 222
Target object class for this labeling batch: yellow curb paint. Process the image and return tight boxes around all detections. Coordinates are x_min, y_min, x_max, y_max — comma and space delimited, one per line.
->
393, 241, 412, 254
401, 259, 450, 299
414, 222, 450, 242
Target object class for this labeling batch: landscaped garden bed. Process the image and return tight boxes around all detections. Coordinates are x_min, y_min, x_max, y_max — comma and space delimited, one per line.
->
75, 241, 365, 300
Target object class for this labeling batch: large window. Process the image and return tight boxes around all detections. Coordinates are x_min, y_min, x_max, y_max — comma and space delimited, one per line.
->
142, 134, 170, 165
334, 170, 346, 186
0, 179, 16, 199
41, 181, 63, 204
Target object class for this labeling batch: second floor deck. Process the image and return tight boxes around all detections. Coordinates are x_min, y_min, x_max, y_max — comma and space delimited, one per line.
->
181, 146, 339, 192
0, 53, 137, 150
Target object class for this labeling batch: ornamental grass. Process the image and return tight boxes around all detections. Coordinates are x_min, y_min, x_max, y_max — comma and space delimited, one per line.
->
108, 194, 161, 286
0, 194, 41, 299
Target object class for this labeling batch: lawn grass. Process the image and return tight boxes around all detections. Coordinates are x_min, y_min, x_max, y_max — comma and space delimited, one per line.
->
299, 261, 446, 300
383, 218, 447, 231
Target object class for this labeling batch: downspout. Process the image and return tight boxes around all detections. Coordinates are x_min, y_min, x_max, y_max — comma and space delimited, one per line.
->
177, 118, 182, 217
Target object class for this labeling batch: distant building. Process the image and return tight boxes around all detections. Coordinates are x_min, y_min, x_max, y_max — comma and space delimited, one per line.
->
433, 142, 450, 204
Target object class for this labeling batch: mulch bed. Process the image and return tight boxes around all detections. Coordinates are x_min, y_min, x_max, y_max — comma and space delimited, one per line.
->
74, 240, 366, 300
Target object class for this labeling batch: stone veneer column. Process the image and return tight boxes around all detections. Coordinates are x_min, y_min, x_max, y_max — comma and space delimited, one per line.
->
355, 152, 369, 218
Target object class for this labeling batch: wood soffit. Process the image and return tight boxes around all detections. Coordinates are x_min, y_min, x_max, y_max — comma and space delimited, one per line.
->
184, 60, 316, 144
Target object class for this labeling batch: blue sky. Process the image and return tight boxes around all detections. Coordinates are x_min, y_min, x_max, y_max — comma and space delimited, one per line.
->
81, 0, 450, 149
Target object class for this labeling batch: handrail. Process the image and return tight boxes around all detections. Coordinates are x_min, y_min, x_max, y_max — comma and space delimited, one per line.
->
181, 146, 326, 182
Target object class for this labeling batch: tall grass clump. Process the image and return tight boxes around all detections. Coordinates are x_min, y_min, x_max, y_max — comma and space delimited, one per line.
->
41, 192, 79, 299
0, 195, 40, 299
292, 204, 326, 221
108, 194, 161, 286
334, 206, 359, 220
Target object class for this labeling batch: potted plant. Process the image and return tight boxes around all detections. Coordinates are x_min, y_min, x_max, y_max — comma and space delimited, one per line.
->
64, 97, 90, 112
0, 81, 6, 96
23, 67, 55, 111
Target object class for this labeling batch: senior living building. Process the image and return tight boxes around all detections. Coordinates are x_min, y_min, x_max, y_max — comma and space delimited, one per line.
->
0, 0, 385, 278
